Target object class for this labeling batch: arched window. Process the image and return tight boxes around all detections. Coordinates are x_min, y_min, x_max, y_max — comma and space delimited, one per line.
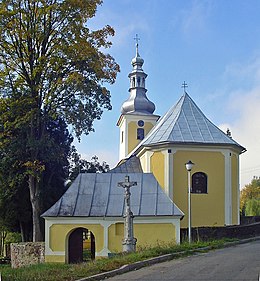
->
132, 77, 135, 87
142, 77, 145, 87
137, 128, 144, 140
192, 172, 207, 194
137, 77, 141, 86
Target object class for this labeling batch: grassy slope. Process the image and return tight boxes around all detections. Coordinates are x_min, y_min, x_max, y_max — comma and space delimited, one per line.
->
0, 239, 236, 281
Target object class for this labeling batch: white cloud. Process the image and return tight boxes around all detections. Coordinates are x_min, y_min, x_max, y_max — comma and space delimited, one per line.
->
231, 88, 260, 187
219, 55, 260, 187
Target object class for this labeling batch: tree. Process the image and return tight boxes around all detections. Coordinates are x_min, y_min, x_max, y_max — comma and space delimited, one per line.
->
69, 150, 109, 182
245, 199, 260, 216
240, 177, 260, 216
0, 0, 119, 241
0, 114, 74, 241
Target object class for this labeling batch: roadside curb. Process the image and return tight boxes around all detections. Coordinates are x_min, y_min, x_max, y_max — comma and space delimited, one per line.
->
76, 236, 260, 281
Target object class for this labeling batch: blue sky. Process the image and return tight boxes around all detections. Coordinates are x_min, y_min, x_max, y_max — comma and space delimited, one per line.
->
74, 0, 260, 188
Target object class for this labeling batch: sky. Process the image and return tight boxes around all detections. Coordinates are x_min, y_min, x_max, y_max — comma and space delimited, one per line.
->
74, 0, 260, 188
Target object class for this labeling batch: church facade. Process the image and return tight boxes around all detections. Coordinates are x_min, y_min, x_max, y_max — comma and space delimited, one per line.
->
117, 42, 246, 228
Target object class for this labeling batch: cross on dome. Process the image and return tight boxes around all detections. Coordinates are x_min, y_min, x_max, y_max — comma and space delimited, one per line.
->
182, 81, 188, 93
134, 34, 140, 56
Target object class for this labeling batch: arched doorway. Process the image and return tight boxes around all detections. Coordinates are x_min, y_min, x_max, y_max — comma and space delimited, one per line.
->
68, 228, 95, 263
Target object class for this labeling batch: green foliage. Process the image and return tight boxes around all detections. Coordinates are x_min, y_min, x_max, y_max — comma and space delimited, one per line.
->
240, 177, 260, 216
0, 115, 73, 241
5, 232, 21, 244
0, 0, 119, 138
245, 199, 260, 216
69, 150, 109, 182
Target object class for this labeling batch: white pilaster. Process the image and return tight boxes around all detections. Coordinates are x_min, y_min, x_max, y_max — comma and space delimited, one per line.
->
236, 153, 240, 225
145, 151, 154, 172
96, 221, 112, 257
162, 150, 174, 199
119, 118, 128, 160
173, 219, 181, 244
44, 220, 53, 255
222, 150, 232, 225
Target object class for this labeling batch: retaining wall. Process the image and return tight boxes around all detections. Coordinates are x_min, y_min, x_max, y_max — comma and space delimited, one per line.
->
181, 222, 260, 242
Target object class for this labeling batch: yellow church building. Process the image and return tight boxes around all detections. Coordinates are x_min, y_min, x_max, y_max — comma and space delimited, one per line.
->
43, 42, 245, 263
117, 42, 246, 228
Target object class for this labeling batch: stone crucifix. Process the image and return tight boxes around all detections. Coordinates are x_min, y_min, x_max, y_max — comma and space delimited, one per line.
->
118, 175, 137, 252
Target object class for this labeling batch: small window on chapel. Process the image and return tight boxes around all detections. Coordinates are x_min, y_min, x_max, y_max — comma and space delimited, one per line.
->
192, 172, 207, 194
137, 128, 144, 140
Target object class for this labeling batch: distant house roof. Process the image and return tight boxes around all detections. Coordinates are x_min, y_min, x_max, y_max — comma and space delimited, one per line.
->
131, 93, 246, 154
42, 172, 183, 218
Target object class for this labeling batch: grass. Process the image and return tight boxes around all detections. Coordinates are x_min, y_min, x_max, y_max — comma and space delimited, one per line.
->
0, 239, 237, 281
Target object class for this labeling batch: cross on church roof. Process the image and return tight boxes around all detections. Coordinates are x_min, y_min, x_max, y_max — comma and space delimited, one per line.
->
134, 34, 140, 45
182, 81, 188, 93
134, 34, 140, 55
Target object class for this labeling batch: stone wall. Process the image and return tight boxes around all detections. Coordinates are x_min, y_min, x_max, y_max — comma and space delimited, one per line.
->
10, 242, 45, 268
240, 216, 260, 225
181, 222, 260, 242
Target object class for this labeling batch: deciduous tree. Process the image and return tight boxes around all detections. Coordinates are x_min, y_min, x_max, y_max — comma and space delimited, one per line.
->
69, 150, 109, 182
240, 177, 260, 216
0, 0, 119, 241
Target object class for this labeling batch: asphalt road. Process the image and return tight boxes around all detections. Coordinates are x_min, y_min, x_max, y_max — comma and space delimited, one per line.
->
104, 240, 260, 281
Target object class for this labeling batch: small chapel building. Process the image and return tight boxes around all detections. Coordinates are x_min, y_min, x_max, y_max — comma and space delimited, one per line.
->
43, 41, 246, 263
42, 157, 183, 263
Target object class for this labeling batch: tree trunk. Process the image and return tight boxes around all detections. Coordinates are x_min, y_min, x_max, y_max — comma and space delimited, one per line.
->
19, 221, 25, 242
28, 175, 43, 242
0, 231, 3, 257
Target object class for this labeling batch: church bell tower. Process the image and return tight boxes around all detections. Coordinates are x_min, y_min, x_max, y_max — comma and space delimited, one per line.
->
117, 36, 160, 160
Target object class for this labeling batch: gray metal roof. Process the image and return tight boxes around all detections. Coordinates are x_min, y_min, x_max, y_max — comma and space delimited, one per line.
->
42, 173, 183, 218
109, 156, 143, 173
132, 93, 246, 153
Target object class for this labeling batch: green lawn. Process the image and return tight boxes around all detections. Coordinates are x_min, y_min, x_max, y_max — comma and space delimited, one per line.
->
0, 239, 236, 281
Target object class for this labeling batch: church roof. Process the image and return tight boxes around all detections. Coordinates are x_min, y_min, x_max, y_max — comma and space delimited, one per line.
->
109, 155, 143, 173
132, 92, 246, 153
42, 172, 183, 218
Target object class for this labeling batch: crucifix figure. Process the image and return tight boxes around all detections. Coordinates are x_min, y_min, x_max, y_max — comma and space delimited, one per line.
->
182, 81, 188, 93
118, 175, 137, 252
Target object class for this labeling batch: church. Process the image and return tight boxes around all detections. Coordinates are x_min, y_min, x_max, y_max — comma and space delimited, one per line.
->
117, 41, 245, 228
42, 42, 246, 263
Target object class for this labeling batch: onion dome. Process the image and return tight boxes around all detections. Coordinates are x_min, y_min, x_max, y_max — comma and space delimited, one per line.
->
121, 40, 155, 115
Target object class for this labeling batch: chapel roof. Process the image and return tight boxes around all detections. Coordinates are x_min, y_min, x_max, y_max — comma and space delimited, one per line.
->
131, 92, 246, 154
42, 169, 183, 218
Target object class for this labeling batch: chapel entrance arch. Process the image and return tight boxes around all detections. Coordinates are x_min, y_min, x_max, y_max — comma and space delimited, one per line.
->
67, 227, 95, 263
